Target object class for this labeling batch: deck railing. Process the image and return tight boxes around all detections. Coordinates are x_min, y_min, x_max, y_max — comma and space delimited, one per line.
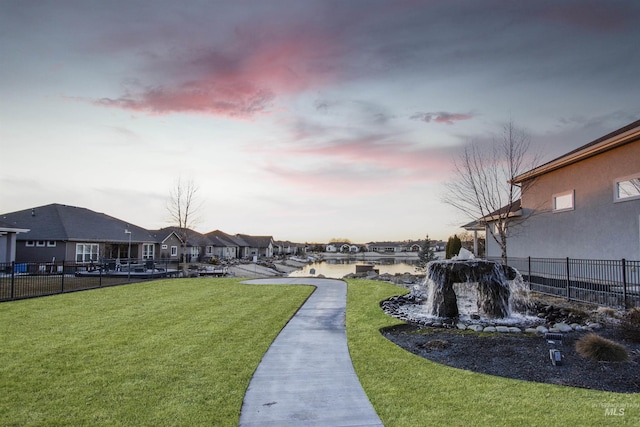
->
488, 256, 640, 309
0, 259, 179, 302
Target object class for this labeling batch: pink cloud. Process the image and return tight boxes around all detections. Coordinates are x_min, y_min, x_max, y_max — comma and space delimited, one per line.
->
259, 135, 457, 195
410, 112, 473, 125
94, 26, 343, 119
96, 81, 274, 117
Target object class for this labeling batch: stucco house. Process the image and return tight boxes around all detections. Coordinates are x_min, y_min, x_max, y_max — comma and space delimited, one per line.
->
484, 119, 640, 260
0, 204, 158, 264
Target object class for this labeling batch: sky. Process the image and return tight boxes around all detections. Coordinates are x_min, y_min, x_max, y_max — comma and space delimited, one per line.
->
1, 0, 639, 243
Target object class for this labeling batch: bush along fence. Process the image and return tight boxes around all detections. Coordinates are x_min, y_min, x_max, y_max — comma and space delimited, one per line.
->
0, 259, 180, 302
490, 256, 640, 309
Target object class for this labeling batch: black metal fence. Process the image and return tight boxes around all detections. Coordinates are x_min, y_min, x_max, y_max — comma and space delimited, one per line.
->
0, 259, 180, 302
490, 257, 640, 309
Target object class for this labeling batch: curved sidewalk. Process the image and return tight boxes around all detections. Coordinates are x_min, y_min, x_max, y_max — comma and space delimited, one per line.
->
239, 278, 383, 427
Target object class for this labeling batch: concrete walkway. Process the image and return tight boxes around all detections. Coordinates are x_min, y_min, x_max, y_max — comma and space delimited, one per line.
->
239, 278, 384, 427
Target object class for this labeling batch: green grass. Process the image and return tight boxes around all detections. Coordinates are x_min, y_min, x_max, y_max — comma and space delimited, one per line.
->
346, 279, 640, 426
0, 278, 313, 426
3, 277, 638, 426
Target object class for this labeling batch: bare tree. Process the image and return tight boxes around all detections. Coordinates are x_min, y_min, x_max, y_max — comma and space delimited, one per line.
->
443, 121, 539, 264
167, 178, 202, 274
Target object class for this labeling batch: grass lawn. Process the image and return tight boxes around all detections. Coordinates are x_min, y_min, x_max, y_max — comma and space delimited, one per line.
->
0, 278, 313, 426
2, 277, 638, 426
346, 279, 640, 426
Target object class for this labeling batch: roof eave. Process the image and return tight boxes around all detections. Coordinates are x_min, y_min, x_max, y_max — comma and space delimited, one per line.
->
513, 122, 640, 183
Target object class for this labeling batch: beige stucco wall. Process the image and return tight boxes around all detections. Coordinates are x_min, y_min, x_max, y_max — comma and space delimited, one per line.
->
491, 141, 640, 260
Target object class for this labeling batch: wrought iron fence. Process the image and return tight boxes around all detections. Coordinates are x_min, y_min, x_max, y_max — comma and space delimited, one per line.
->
0, 259, 180, 302
489, 256, 640, 309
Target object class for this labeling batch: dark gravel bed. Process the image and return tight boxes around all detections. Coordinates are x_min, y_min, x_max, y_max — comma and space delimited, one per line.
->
383, 323, 640, 393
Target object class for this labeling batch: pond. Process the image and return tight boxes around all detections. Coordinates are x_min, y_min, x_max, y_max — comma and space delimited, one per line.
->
287, 257, 423, 279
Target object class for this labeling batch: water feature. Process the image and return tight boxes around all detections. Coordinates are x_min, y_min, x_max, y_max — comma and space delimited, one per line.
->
389, 258, 536, 327
420, 259, 526, 319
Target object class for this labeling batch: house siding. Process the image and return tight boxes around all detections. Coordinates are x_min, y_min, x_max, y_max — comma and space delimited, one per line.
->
492, 138, 640, 260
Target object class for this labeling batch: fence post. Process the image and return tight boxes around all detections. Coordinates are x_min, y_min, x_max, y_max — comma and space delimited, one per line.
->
565, 257, 571, 302
622, 258, 628, 309
10, 261, 15, 300
528, 256, 531, 283
61, 260, 65, 293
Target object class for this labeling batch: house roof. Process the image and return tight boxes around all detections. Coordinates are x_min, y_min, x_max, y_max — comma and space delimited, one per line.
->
236, 234, 274, 248
152, 227, 212, 246
0, 219, 30, 235
513, 118, 640, 183
0, 203, 156, 243
462, 220, 485, 231
205, 230, 240, 247
477, 199, 522, 223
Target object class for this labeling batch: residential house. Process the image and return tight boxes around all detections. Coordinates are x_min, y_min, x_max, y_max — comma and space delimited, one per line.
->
236, 234, 274, 258
326, 242, 360, 253
273, 240, 306, 256
153, 227, 215, 263
0, 204, 157, 264
205, 230, 240, 260
367, 242, 404, 253
0, 220, 30, 264
483, 119, 640, 260
149, 229, 183, 263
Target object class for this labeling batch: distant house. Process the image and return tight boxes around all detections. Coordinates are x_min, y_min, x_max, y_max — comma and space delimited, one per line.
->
0, 220, 30, 264
236, 234, 274, 258
273, 240, 306, 256
149, 229, 183, 262
326, 242, 359, 253
367, 242, 404, 253
482, 119, 640, 260
325, 244, 339, 253
205, 230, 240, 260
0, 204, 157, 263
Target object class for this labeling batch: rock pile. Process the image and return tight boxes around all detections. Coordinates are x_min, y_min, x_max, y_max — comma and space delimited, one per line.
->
381, 294, 604, 334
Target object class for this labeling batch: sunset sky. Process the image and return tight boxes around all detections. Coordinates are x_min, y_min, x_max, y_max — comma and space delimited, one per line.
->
1, 0, 639, 243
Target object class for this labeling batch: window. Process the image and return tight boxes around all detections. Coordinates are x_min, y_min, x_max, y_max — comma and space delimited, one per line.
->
76, 244, 99, 263
171, 246, 178, 256
206, 246, 213, 255
553, 190, 574, 212
615, 174, 640, 202
161, 244, 168, 250
47, 241, 56, 247
142, 244, 155, 260
26, 241, 35, 247
36, 241, 45, 247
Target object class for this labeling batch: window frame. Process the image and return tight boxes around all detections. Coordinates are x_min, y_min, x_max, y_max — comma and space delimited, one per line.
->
142, 243, 155, 260
614, 173, 640, 203
553, 189, 575, 213
76, 243, 99, 263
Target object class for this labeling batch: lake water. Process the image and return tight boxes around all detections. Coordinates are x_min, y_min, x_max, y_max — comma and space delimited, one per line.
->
287, 257, 421, 279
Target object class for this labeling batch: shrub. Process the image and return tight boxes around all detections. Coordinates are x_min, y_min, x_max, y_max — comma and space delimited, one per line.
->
575, 333, 629, 362
620, 307, 640, 343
